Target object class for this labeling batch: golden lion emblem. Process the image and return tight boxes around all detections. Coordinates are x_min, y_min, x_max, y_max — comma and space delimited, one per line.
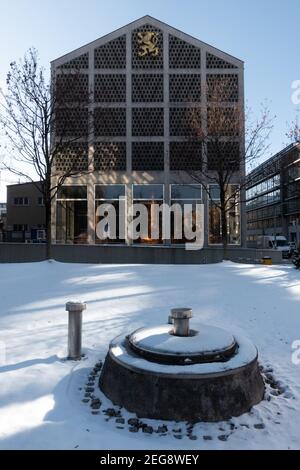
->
137, 32, 160, 57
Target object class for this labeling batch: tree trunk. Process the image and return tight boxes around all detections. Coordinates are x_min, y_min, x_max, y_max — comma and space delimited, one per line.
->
220, 188, 228, 260
45, 201, 52, 260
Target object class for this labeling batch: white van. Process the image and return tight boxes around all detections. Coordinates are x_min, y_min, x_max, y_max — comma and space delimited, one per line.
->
257, 236, 290, 258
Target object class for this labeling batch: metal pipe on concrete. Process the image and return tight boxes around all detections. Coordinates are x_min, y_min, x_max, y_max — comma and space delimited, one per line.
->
66, 301, 86, 360
171, 308, 192, 337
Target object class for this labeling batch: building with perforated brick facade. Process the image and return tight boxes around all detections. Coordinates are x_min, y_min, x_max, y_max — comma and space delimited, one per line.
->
50, 15, 245, 248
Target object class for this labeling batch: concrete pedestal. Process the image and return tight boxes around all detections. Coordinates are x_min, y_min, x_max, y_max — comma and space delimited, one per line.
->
99, 333, 265, 422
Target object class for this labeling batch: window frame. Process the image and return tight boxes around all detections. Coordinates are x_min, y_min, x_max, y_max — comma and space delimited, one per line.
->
56, 185, 88, 201
37, 196, 45, 206
94, 184, 126, 245
170, 184, 202, 201
132, 184, 164, 201
95, 184, 126, 201
56, 185, 88, 245
13, 197, 29, 206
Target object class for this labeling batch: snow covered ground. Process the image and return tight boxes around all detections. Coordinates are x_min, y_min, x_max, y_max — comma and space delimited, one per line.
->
0, 260, 300, 450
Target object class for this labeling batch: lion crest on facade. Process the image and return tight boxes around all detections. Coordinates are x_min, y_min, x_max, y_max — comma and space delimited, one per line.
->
137, 32, 160, 57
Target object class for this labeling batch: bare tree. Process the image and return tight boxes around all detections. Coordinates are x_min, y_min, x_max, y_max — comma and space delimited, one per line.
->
186, 77, 274, 254
0, 48, 92, 258
287, 117, 300, 143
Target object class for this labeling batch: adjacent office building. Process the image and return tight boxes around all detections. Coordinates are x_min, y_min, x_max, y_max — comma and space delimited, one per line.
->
246, 142, 300, 246
5, 182, 46, 242
0, 203, 7, 242
50, 16, 245, 248
0, 203, 6, 218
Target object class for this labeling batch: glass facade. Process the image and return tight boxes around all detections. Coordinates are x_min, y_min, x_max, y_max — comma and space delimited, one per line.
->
95, 185, 126, 244
246, 174, 282, 236
132, 184, 164, 244
56, 186, 88, 244
57, 186, 87, 199
132, 185, 164, 200
55, 183, 241, 246
246, 189, 280, 210
170, 184, 202, 244
246, 175, 280, 202
171, 184, 202, 200
208, 184, 240, 245
288, 165, 300, 181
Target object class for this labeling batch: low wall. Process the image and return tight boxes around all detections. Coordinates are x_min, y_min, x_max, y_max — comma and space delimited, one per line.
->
224, 247, 283, 264
0, 243, 47, 263
0, 243, 284, 264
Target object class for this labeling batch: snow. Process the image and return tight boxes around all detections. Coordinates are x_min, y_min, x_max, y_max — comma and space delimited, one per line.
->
110, 332, 257, 375
0, 260, 300, 449
129, 324, 235, 356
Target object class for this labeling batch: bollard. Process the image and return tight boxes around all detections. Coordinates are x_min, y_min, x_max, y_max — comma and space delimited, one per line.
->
261, 256, 272, 266
171, 308, 192, 337
66, 301, 86, 360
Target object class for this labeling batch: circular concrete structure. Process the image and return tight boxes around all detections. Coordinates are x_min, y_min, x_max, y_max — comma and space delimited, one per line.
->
129, 324, 237, 365
99, 311, 265, 422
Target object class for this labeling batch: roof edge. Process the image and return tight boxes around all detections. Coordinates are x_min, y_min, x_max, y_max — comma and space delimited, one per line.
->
247, 142, 300, 177
51, 14, 244, 65
6, 181, 41, 187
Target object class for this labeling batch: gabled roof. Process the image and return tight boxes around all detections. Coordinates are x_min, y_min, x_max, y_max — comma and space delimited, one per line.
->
51, 14, 243, 67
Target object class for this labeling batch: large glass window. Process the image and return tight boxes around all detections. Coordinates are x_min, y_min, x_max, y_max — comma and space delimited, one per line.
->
208, 185, 220, 201
56, 186, 88, 244
288, 165, 300, 181
208, 184, 240, 245
132, 184, 164, 244
209, 203, 222, 244
57, 186, 87, 199
95, 185, 125, 200
171, 184, 202, 200
170, 184, 202, 244
246, 189, 280, 209
246, 175, 280, 204
132, 185, 164, 200
95, 185, 126, 244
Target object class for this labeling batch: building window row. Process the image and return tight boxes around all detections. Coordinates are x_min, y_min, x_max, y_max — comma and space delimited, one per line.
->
246, 189, 280, 210
13, 197, 45, 206
13, 224, 29, 232
13, 197, 29, 206
55, 184, 240, 246
287, 165, 300, 181
247, 205, 281, 222
246, 174, 280, 201
284, 200, 300, 215
247, 217, 281, 231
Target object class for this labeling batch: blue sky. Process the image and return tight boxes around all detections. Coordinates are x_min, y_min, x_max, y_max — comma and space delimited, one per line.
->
0, 0, 299, 199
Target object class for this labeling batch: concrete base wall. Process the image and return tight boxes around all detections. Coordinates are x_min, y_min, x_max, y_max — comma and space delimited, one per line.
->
0, 243, 47, 263
99, 351, 265, 422
0, 243, 283, 264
